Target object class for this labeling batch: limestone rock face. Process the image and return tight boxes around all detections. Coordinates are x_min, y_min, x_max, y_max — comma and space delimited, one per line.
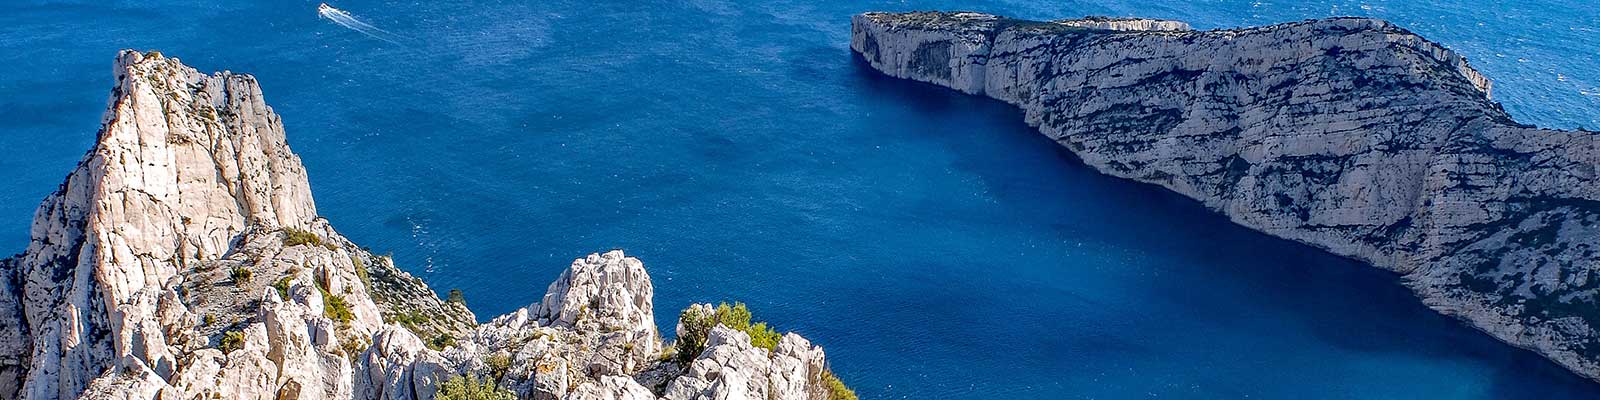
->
662, 327, 829, 400
3, 49, 316, 400
535, 251, 660, 360
0, 51, 848, 400
853, 11, 1600, 381
366, 251, 843, 400
565, 376, 656, 400
0, 50, 472, 399
454, 250, 662, 398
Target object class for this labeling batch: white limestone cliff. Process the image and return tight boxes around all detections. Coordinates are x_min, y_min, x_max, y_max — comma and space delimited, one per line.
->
852, 10, 1600, 382
0, 50, 850, 400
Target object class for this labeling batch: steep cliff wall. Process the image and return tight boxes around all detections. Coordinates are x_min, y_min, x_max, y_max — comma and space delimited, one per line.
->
0, 51, 850, 400
853, 11, 1600, 381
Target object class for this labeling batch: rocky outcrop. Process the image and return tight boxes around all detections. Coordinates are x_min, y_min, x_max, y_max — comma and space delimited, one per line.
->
662, 327, 828, 400
853, 11, 1600, 381
449, 251, 665, 399
0, 51, 850, 400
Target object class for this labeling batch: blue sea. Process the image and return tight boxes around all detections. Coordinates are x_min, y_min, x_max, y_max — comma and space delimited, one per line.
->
3, 0, 1600, 398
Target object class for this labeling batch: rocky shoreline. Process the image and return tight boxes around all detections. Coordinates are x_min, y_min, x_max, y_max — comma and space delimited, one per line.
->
0, 51, 853, 400
852, 11, 1600, 382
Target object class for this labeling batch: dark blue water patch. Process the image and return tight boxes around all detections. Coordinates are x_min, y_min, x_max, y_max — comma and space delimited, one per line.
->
2, 0, 1600, 398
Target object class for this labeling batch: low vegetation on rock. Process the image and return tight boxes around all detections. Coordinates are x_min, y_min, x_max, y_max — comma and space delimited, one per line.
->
824, 371, 858, 400
675, 302, 788, 357
428, 333, 456, 351
219, 330, 245, 354
321, 287, 354, 325
229, 265, 252, 284
273, 276, 293, 299
435, 375, 515, 400
282, 227, 323, 247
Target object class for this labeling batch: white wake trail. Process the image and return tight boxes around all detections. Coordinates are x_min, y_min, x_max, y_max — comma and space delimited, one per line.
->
318, 4, 405, 45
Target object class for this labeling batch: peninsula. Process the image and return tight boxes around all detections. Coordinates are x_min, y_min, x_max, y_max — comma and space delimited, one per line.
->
853, 11, 1600, 382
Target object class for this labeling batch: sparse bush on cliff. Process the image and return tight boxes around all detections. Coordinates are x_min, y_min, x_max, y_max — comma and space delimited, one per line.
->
230, 265, 252, 284
283, 227, 323, 247
824, 370, 858, 400
435, 375, 514, 400
484, 354, 512, 381
273, 276, 293, 299
712, 302, 782, 350
447, 288, 466, 305
391, 310, 430, 327
351, 255, 371, 288
429, 334, 457, 351
714, 302, 752, 331
674, 302, 786, 362
219, 330, 245, 353
656, 344, 678, 362
338, 334, 369, 360
674, 306, 715, 363
746, 322, 781, 350
322, 288, 354, 325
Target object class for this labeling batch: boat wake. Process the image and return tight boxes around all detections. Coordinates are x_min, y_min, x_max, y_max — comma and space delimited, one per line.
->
317, 3, 405, 45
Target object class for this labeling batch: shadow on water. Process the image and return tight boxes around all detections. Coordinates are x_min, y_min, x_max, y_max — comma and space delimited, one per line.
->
845, 53, 1600, 397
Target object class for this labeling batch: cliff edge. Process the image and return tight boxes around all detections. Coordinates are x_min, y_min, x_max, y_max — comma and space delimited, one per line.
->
0, 51, 852, 400
852, 11, 1600, 381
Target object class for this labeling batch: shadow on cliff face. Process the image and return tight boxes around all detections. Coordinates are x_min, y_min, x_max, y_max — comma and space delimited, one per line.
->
847, 52, 988, 118
844, 52, 1600, 397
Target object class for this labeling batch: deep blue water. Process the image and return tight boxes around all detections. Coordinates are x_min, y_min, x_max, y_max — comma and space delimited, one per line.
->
4, 0, 1600, 398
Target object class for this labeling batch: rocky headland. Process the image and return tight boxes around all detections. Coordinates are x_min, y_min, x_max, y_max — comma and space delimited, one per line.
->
0, 51, 853, 400
852, 11, 1600, 382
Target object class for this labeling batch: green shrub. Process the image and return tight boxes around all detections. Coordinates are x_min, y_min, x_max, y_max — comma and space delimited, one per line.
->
484, 354, 512, 381
824, 370, 857, 400
447, 289, 466, 305
713, 303, 781, 350
391, 311, 430, 328
219, 330, 245, 353
322, 288, 354, 325
273, 276, 294, 299
283, 228, 323, 247
674, 306, 716, 363
230, 266, 252, 284
351, 255, 371, 288
657, 344, 678, 362
435, 375, 514, 400
674, 302, 785, 361
339, 334, 368, 360
715, 302, 753, 331
428, 334, 457, 351
746, 322, 781, 350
